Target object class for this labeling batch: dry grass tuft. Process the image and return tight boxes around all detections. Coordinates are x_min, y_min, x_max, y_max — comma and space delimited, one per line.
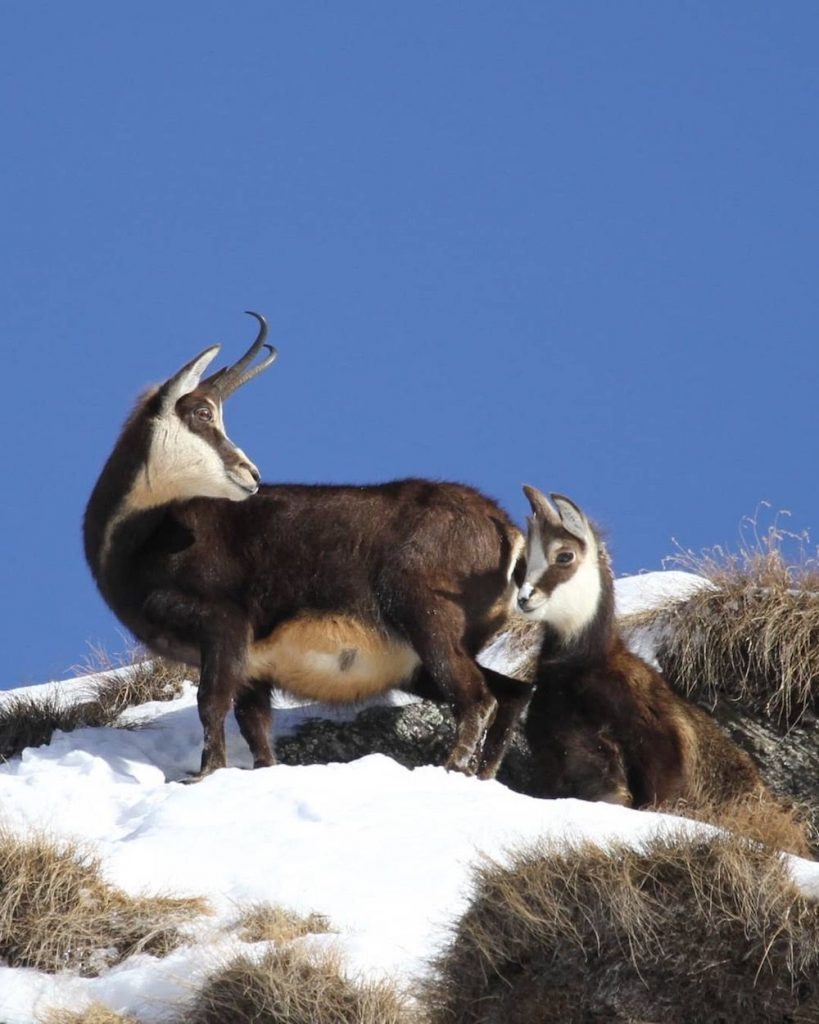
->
0, 690, 85, 762
0, 645, 193, 762
668, 788, 815, 860
41, 1004, 144, 1024
421, 830, 819, 1024
0, 827, 208, 975
180, 944, 419, 1024
75, 643, 195, 722
232, 902, 332, 944
625, 506, 819, 724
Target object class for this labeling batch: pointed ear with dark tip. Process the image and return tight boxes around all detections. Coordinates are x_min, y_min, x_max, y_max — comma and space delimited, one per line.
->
522, 485, 561, 527
550, 493, 590, 543
160, 346, 222, 411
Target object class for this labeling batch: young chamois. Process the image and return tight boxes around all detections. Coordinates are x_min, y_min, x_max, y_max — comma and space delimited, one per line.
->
84, 312, 527, 781
516, 487, 809, 855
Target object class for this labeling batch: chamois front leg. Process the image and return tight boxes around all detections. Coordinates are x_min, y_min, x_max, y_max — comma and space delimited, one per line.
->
195, 627, 250, 779
143, 590, 250, 781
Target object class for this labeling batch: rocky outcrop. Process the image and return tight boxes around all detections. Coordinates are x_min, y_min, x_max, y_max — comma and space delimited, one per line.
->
275, 614, 819, 851
276, 699, 533, 795
703, 701, 819, 840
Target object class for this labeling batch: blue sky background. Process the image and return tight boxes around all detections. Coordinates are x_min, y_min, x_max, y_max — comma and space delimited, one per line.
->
2, 2, 818, 687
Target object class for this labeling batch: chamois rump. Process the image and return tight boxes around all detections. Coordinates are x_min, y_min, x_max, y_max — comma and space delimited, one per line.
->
84, 312, 527, 781
516, 486, 809, 854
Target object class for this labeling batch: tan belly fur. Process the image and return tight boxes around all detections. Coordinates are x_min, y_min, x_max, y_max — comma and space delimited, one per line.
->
247, 613, 421, 702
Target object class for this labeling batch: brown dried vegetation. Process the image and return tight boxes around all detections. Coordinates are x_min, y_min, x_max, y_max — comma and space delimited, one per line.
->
232, 902, 333, 944
0, 828, 207, 975
625, 509, 819, 724
0, 647, 192, 762
180, 945, 420, 1024
79, 644, 195, 721
421, 831, 819, 1024
41, 1005, 143, 1024
667, 784, 813, 860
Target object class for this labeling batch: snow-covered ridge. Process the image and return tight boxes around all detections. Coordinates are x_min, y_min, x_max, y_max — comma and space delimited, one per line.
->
1, 571, 814, 1023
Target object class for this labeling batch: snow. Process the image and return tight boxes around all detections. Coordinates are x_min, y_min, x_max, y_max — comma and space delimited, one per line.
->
0, 670, 117, 709
0, 571, 816, 1023
613, 569, 709, 616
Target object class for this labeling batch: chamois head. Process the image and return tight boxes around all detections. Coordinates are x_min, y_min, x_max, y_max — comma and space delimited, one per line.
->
128, 311, 276, 509
517, 487, 604, 639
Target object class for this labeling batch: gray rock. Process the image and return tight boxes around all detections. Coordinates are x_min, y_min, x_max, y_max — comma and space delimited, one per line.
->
703, 701, 819, 840
275, 700, 537, 792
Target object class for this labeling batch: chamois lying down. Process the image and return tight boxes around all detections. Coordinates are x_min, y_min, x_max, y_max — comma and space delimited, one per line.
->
84, 313, 528, 781
516, 487, 810, 856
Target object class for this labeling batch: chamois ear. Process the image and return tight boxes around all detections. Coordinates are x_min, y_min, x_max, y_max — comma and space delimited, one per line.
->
550, 493, 590, 543
160, 345, 222, 411
522, 485, 561, 528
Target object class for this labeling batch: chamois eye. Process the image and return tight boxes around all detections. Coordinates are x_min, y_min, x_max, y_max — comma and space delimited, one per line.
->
194, 406, 213, 423
555, 550, 575, 565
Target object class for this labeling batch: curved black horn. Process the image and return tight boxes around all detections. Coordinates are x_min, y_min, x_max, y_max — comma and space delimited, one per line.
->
204, 311, 278, 397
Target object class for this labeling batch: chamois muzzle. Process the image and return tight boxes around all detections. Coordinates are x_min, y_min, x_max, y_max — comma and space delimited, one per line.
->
202, 311, 278, 398
517, 582, 545, 615
227, 457, 261, 496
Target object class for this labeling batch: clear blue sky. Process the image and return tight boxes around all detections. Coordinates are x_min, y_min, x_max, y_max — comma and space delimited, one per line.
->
2, 3, 818, 687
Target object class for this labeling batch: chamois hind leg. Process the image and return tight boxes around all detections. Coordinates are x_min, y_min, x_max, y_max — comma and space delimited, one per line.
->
234, 681, 276, 769
442, 656, 497, 774
476, 669, 533, 780
400, 603, 497, 775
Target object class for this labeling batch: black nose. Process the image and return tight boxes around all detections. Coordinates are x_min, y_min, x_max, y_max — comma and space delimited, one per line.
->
517, 595, 530, 611
246, 463, 261, 484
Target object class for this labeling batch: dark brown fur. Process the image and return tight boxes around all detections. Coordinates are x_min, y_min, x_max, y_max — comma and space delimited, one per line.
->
524, 562, 704, 807
85, 364, 526, 780
522, 497, 809, 854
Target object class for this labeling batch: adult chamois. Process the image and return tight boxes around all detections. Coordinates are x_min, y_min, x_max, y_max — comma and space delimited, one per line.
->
84, 312, 527, 781
516, 486, 809, 855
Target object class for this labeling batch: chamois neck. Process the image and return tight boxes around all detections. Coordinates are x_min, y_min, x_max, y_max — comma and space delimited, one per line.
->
83, 393, 161, 575
536, 548, 616, 668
